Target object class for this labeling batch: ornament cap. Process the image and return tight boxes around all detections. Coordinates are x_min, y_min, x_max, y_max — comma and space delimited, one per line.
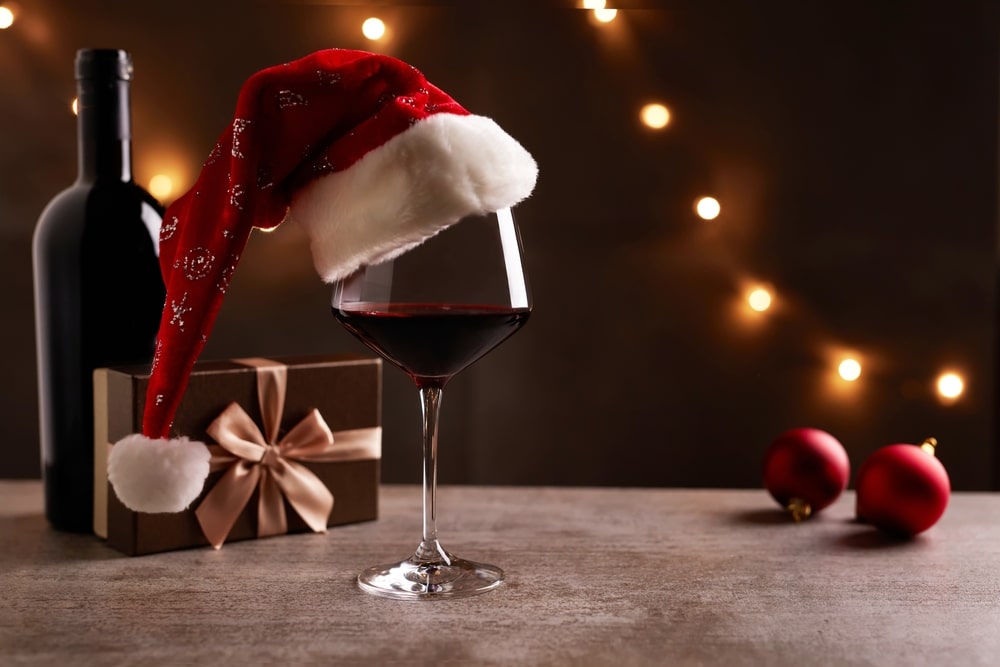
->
786, 497, 813, 522
919, 437, 938, 456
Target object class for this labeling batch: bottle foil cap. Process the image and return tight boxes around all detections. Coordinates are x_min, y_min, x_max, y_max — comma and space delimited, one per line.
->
75, 49, 133, 81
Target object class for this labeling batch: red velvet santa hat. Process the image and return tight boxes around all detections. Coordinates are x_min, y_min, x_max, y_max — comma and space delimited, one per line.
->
107, 49, 537, 513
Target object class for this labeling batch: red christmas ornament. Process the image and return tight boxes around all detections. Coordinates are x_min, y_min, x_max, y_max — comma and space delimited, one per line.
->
763, 428, 850, 521
855, 438, 950, 536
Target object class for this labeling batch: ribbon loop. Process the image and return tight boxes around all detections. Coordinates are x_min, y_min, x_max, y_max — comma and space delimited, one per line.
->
193, 359, 380, 549
208, 402, 269, 461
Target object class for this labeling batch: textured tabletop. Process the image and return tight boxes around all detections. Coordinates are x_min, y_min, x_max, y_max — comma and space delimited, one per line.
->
2, 481, 999, 666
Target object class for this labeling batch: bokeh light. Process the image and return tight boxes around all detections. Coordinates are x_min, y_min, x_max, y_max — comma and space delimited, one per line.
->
695, 196, 720, 220
148, 174, 174, 201
362, 17, 385, 41
581, 0, 605, 8
593, 8, 618, 22
838, 358, 862, 382
71, 98, 78, 115
640, 103, 670, 129
747, 287, 772, 313
936, 371, 964, 402
0, 6, 14, 30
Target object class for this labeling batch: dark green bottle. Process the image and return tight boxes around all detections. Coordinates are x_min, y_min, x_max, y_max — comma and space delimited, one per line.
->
33, 49, 165, 532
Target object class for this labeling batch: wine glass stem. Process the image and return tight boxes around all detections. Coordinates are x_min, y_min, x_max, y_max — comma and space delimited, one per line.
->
416, 385, 449, 565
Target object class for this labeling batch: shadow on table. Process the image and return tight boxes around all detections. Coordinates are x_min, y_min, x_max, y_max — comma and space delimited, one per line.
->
834, 521, 922, 550
729, 508, 795, 525
728, 510, 927, 552
0, 513, 122, 566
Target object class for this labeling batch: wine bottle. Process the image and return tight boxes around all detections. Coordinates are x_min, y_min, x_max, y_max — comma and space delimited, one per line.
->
32, 49, 165, 532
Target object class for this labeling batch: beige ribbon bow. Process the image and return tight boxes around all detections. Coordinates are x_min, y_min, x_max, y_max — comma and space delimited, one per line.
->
194, 359, 379, 549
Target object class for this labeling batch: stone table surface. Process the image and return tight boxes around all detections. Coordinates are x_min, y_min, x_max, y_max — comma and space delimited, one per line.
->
2, 481, 999, 666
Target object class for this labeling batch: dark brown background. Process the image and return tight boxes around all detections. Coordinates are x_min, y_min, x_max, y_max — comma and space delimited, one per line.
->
2, 1, 998, 489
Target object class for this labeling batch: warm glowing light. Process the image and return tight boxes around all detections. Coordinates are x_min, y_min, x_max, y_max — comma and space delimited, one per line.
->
582, 0, 605, 8
71, 98, 78, 115
362, 17, 385, 40
593, 7, 617, 22
0, 7, 14, 29
640, 103, 670, 129
695, 196, 720, 220
747, 288, 772, 312
838, 358, 862, 382
148, 174, 174, 200
936, 372, 964, 401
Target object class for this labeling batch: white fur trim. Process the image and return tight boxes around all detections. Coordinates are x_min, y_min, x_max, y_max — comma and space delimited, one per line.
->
287, 113, 538, 283
108, 434, 211, 513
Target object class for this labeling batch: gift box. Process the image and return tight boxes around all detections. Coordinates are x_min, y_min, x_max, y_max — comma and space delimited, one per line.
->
93, 354, 381, 556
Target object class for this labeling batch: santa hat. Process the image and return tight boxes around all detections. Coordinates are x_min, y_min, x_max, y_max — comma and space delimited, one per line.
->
107, 49, 537, 513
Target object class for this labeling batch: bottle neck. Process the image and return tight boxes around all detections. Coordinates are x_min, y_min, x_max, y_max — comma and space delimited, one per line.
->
76, 78, 133, 183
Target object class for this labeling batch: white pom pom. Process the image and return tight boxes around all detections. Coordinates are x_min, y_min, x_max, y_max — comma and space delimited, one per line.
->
108, 434, 211, 513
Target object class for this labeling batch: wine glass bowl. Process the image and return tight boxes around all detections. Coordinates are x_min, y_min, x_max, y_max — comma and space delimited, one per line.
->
331, 207, 531, 599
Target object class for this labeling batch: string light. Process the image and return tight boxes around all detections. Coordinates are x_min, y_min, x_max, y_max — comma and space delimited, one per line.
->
936, 371, 964, 402
640, 103, 670, 129
0, 6, 14, 29
71, 98, 78, 115
362, 17, 385, 41
838, 358, 862, 382
149, 174, 174, 200
747, 287, 772, 313
566, 8, 958, 417
695, 196, 720, 220
593, 8, 617, 22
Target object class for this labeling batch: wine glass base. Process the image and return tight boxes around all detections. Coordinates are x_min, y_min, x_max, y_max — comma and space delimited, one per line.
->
357, 552, 504, 600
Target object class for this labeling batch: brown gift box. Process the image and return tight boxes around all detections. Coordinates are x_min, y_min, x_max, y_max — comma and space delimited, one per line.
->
93, 354, 382, 556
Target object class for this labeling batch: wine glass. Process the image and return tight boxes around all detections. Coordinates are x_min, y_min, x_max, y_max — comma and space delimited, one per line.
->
331, 206, 531, 600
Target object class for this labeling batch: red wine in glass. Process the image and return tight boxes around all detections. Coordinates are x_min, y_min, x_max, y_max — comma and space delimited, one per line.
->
333, 303, 530, 388
331, 207, 531, 600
